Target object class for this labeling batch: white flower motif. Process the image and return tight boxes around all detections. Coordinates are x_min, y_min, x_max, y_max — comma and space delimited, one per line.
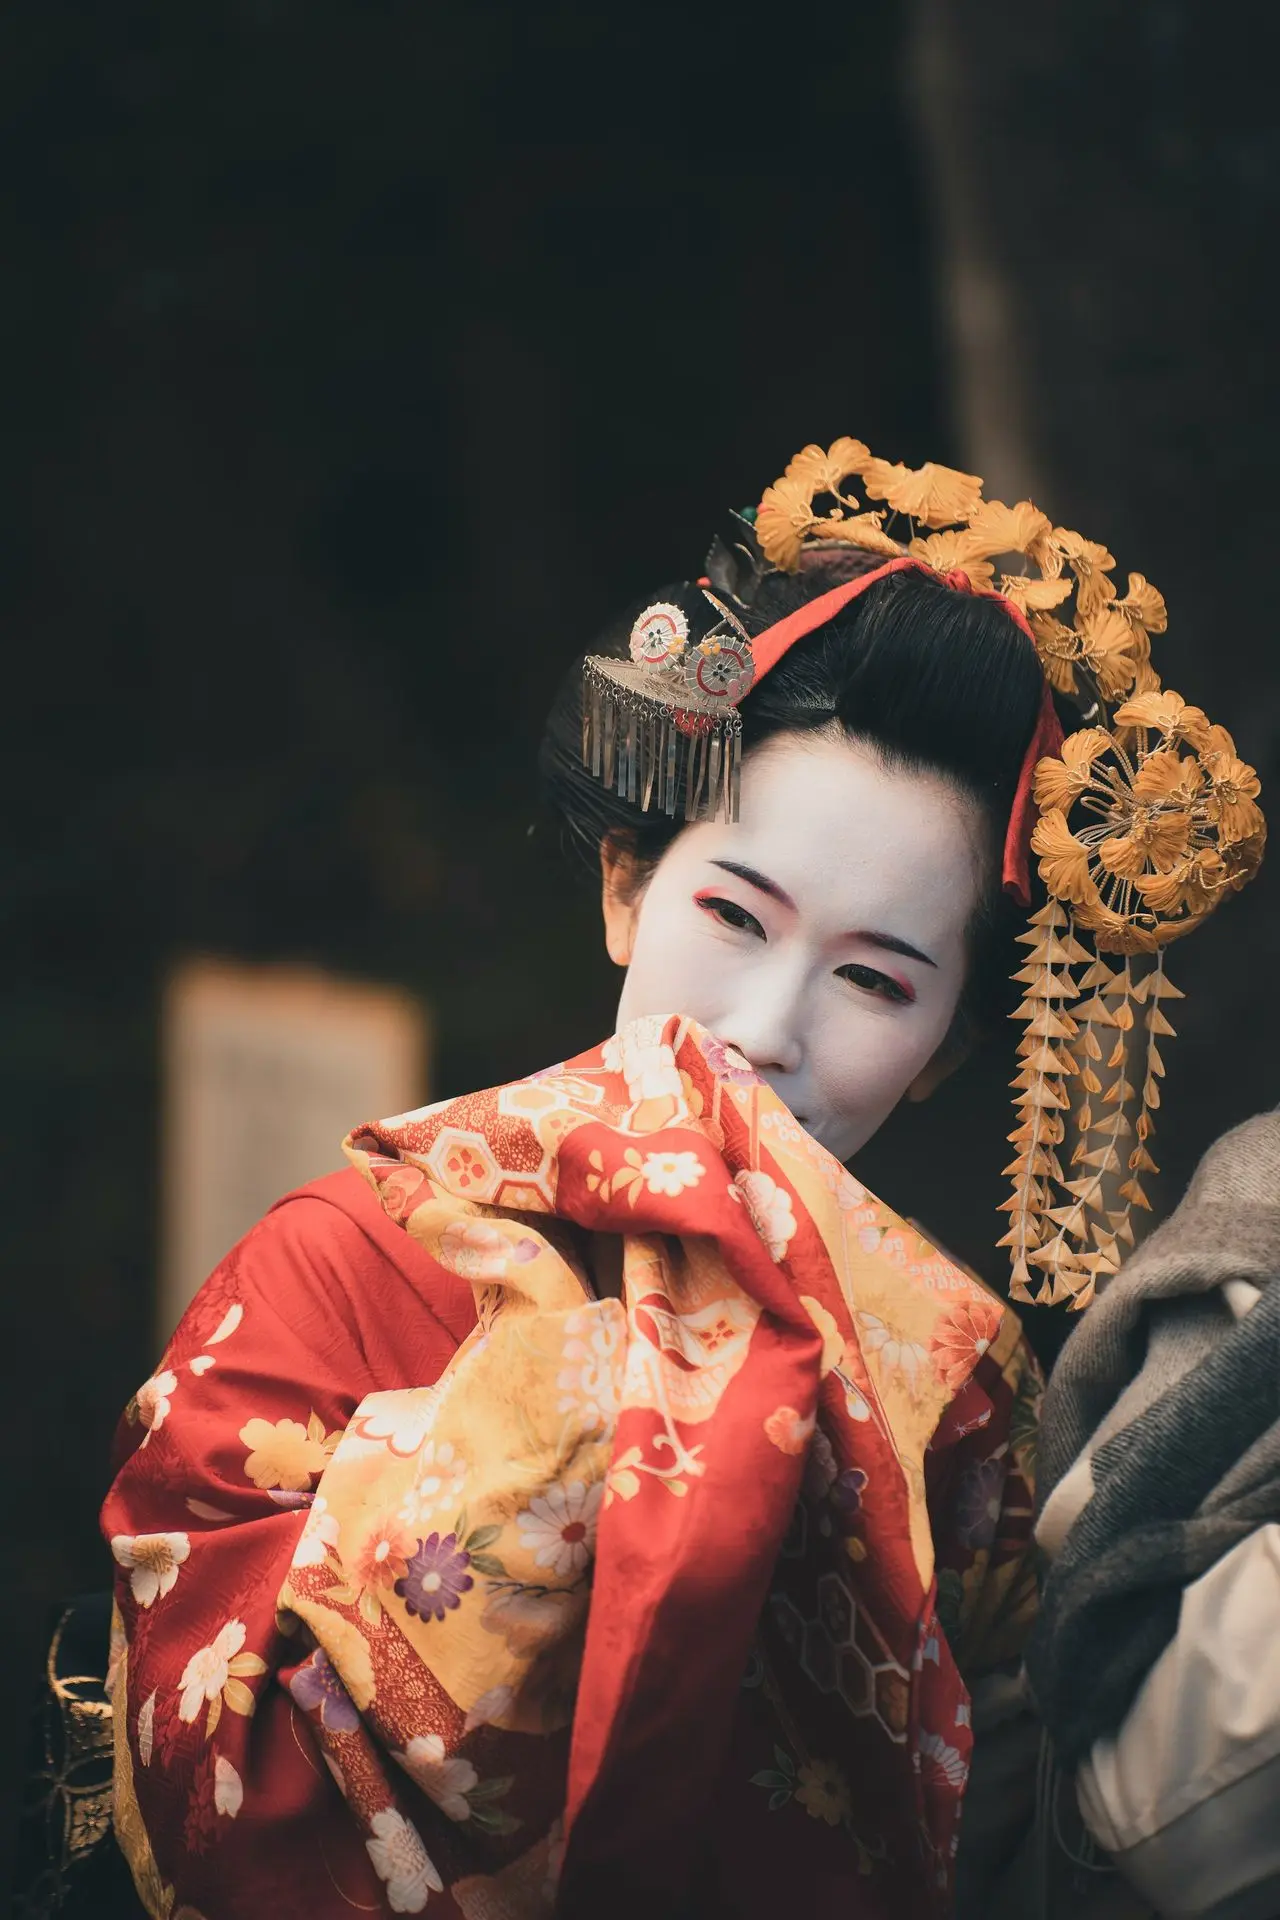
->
189, 1355, 216, 1376
731, 1170, 798, 1261
641, 1150, 705, 1197
365, 1806, 442, 1913
292, 1495, 340, 1569
608, 1019, 687, 1105
463, 1684, 515, 1733
556, 1307, 623, 1431
137, 1691, 156, 1766
517, 1479, 603, 1579
136, 1369, 177, 1439
353, 1391, 441, 1457
437, 1218, 517, 1282
397, 1440, 467, 1529
111, 1531, 190, 1608
395, 1732, 478, 1821
178, 1619, 246, 1724
858, 1312, 929, 1390
918, 1729, 969, 1789
207, 1303, 243, 1345
214, 1754, 243, 1817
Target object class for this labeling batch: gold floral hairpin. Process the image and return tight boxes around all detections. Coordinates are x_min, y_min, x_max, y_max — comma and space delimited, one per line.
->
750, 439, 1266, 1307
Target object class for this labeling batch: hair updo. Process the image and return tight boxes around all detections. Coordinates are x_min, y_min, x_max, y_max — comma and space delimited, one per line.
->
539, 555, 1047, 1036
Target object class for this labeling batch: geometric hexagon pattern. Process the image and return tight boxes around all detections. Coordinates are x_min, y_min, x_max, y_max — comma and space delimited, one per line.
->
770, 1566, 910, 1746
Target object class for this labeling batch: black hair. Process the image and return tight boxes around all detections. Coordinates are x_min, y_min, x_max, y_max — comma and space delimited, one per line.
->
538, 558, 1046, 1037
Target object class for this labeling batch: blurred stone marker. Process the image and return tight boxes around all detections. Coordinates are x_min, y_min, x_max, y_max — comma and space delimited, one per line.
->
161, 958, 428, 1338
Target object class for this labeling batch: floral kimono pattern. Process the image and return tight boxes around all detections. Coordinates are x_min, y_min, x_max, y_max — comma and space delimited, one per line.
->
104, 1014, 1038, 1918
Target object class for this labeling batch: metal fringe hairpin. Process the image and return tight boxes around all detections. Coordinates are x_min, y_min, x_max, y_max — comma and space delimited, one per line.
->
581, 592, 755, 824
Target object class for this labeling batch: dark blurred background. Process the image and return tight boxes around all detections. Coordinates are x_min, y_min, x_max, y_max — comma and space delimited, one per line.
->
5, 0, 1279, 1879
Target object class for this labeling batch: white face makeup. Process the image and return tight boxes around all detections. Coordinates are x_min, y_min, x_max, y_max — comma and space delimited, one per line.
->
605, 731, 987, 1164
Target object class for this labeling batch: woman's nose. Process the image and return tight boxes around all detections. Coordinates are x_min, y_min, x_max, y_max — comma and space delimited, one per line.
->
718, 997, 804, 1079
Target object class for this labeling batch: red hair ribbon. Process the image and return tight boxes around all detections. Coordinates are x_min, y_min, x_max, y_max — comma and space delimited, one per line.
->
746, 556, 1063, 908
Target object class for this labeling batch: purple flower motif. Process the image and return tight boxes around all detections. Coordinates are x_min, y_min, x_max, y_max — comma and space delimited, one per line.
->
698, 1033, 761, 1086
288, 1649, 360, 1732
395, 1531, 473, 1623
830, 1467, 868, 1531
955, 1457, 1005, 1550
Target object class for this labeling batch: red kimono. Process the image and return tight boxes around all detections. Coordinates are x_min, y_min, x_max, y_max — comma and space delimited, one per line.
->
103, 1018, 1039, 1918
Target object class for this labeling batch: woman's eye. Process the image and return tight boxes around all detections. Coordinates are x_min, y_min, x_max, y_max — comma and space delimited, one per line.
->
695, 895, 765, 939
837, 962, 912, 1006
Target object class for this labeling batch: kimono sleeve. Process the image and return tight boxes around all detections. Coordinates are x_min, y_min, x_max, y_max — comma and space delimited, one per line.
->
100, 1190, 467, 1920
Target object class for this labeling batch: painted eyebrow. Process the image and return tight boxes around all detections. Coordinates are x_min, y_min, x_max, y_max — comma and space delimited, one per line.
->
708, 859, 938, 970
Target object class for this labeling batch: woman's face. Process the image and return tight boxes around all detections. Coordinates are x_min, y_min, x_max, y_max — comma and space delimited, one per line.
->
603, 730, 988, 1163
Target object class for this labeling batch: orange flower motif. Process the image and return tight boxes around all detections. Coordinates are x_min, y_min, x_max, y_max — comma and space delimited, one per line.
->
1028, 613, 1082, 694
1135, 847, 1231, 916
907, 529, 996, 590
1032, 729, 1113, 812
349, 1516, 416, 1593
1112, 571, 1168, 634
763, 1405, 815, 1455
756, 475, 818, 571
965, 497, 1054, 565
1051, 528, 1117, 617
928, 1296, 1004, 1393
782, 437, 871, 498
1031, 811, 1097, 907
861, 457, 983, 528
1076, 607, 1140, 698
1113, 689, 1211, 749
1201, 733, 1264, 843
998, 574, 1074, 615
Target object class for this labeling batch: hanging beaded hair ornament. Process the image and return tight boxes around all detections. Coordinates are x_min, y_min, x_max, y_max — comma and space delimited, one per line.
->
581, 437, 1265, 1308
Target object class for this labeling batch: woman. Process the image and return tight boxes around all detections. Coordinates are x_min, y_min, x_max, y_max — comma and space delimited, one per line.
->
101, 439, 1261, 1918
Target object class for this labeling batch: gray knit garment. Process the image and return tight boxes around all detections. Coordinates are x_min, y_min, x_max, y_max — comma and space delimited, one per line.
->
1025, 1110, 1280, 1766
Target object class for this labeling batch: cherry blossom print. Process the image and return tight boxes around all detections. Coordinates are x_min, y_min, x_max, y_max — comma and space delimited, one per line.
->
135, 1369, 177, 1440
177, 1619, 267, 1735
731, 1170, 798, 1261
556, 1306, 623, 1430
238, 1412, 333, 1491
641, 1149, 706, 1197
396, 1441, 467, 1530
516, 1479, 602, 1579
111, 1531, 190, 1607
857, 1311, 929, 1391
394, 1732, 478, 1821
463, 1683, 515, 1733
364, 1805, 442, 1914
373, 1163, 429, 1223
351, 1391, 442, 1456
137, 1690, 156, 1766
213, 1754, 243, 1817
764, 1405, 816, 1455
292, 1495, 340, 1569
436, 1217, 541, 1282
